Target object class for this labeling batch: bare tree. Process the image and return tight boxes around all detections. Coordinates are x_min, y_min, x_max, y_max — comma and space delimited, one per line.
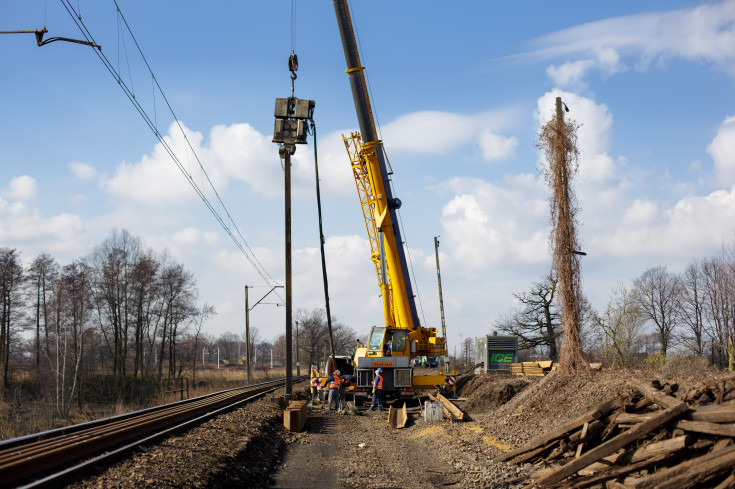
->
680, 261, 707, 356
0, 248, 24, 391
633, 266, 683, 357
50, 261, 93, 416
496, 276, 561, 360
701, 252, 735, 370
90, 229, 142, 379
294, 308, 357, 367
27, 253, 58, 378
158, 259, 197, 379
595, 283, 646, 367
191, 303, 216, 385
538, 97, 588, 373
129, 250, 159, 379
462, 336, 475, 370
216, 332, 240, 363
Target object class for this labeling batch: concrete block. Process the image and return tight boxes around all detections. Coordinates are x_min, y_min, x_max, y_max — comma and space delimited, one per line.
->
424, 401, 443, 421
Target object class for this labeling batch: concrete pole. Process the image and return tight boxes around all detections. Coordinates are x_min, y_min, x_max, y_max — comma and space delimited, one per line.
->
245, 285, 252, 384
296, 320, 301, 376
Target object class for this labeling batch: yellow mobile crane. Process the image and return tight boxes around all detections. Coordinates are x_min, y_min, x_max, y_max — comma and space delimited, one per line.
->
333, 1, 448, 403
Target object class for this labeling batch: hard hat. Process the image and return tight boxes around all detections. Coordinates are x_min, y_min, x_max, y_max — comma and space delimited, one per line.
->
334, 370, 340, 375
376, 368, 383, 373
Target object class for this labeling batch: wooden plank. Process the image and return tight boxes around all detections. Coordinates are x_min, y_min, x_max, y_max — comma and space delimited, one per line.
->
534, 400, 689, 487
566, 452, 677, 489
713, 471, 735, 489
431, 392, 464, 421
676, 419, 735, 437
388, 403, 407, 429
633, 383, 682, 409
630, 444, 735, 489
578, 435, 689, 476
688, 405, 735, 423
635, 446, 735, 489
493, 397, 621, 463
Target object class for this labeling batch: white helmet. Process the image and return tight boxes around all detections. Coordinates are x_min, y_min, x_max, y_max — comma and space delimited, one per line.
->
334, 370, 340, 375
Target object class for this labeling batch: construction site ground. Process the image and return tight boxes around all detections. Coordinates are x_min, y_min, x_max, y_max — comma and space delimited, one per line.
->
72, 357, 723, 488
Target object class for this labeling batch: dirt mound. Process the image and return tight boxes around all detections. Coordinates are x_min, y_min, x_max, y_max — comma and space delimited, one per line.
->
661, 354, 717, 377
459, 375, 531, 413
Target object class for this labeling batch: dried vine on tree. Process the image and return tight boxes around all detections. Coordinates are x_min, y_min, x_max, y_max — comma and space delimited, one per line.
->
538, 97, 589, 374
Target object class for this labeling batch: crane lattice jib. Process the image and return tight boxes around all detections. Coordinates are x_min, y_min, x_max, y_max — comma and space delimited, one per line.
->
343, 133, 381, 287
343, 132, 395, 327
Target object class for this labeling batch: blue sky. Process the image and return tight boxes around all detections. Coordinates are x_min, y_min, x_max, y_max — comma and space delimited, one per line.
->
2, 1, 735, 354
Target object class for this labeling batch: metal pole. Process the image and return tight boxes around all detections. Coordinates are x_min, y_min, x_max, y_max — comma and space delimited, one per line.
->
245, 285, 252, 384
285, 146, 293, 396
434, 236, 449, 374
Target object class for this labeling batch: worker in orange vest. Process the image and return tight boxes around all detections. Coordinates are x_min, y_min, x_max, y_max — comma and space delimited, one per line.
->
309, 366, 320, 404
368, 368, 383, 411
324, 370, 341, 410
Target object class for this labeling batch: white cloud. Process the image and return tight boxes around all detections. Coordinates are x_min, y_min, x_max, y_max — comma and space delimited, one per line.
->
596, 186, 735, 259
529, 0, 735, 85
172, 227, 220, 246
546, 48, 625, 88
0, 198, 85, 255
707, 115, 735, 186
440, 175, 549, 273
3, 175, 37, 200
478, 130, 518, 162
69, 162, 98, 181
381, 109, 519, 162
105, 122, 227, 205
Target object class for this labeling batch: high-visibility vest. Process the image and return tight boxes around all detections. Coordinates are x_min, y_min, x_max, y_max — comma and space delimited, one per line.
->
328, 375, 340, 389
375, 373, 383, 390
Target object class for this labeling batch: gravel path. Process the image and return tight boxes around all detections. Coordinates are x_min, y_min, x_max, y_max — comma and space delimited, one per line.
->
67, 368, 725, 488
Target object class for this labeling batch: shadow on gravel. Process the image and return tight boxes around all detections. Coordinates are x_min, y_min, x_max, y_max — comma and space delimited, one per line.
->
204, 418, 286, 489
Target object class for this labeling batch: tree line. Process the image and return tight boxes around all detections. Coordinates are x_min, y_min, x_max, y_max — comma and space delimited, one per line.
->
0, 229, 208, 413
0, 228, 362, 415
495, 240, 735, 369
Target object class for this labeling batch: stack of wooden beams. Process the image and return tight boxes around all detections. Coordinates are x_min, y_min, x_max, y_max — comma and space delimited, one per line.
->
510, 361, 557, 377
493, 379, 735, 488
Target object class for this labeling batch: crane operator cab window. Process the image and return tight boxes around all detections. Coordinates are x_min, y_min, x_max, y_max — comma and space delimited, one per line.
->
384, 331, 393, 356
368, 327, 386, 353
392, 330, 408, 355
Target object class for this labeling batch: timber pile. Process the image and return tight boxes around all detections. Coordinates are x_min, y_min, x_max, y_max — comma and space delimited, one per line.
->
511, 361, 557, 377
493, 379, 735, 488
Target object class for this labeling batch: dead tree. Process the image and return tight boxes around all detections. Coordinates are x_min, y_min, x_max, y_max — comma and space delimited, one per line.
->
538, 97, 589, 374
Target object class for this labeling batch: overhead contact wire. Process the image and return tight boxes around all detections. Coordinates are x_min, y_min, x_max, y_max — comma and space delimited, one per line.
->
58, 0, 280, 290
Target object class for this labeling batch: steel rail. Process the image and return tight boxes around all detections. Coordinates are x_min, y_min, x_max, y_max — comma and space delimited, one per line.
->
0, 376, 307, 488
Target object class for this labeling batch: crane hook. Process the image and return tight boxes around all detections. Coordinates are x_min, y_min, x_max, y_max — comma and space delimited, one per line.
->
288, 51, 298, 97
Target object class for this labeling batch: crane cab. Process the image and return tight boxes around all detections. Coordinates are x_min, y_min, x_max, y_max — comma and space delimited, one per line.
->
365, 326, 411, 359
352, 326, 414, 403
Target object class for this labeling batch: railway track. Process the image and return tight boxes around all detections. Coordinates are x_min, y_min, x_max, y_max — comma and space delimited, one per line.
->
0, 376, 307, 488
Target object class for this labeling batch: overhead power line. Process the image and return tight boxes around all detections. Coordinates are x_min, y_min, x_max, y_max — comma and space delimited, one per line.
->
58, 0, 281, 290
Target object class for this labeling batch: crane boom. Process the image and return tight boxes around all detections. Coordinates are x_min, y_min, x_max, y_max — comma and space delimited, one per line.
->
332, 0, 420, 332
332, 1, 447, 403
